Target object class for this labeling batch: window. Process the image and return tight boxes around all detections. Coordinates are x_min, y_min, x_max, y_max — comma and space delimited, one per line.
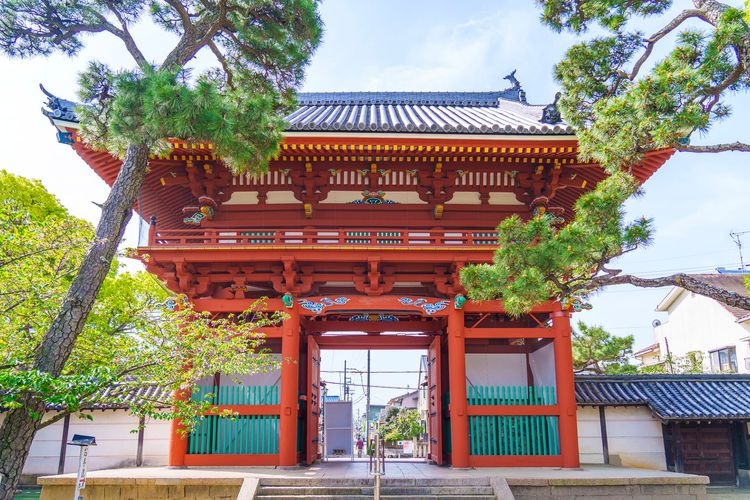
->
709, 347, 737, 373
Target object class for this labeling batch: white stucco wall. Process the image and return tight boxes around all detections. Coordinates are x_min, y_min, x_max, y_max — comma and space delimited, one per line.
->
577, 406, 666, 470
655, 291, 750, 373
0, 410, 170, 477
529, 343, 556, 388
465, 353, 527, 387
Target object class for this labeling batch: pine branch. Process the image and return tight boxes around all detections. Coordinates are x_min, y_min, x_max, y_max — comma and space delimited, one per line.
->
674, 141, 750, 152
99, 2, 147, 68
624, 10, 708, 82
593, 273, 750, 310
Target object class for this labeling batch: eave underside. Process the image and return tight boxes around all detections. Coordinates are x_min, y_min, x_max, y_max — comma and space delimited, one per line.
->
68, 131, 675, 231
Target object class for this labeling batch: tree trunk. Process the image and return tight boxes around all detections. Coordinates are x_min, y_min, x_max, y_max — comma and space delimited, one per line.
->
0, 142, 149, 500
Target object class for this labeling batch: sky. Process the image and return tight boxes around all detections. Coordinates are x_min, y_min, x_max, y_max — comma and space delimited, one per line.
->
1, 1, 749, 413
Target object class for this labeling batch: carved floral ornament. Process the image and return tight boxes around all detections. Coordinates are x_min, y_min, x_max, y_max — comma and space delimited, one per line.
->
295, 296, 450, 316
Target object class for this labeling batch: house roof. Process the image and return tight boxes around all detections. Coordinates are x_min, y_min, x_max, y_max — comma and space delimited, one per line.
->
655, 274, 749, 322
1, 384, 172, 412
633, 342, 660, 358
387, 389, 419, 406
575, 374, 750, 421
42, 84, 572, 137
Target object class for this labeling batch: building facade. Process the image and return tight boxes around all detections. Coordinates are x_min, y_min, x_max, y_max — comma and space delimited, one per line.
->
43, 81, 673, 468
635, 275, 750, 373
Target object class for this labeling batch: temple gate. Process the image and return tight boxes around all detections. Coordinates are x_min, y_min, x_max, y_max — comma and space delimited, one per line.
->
43, 84, 673, 468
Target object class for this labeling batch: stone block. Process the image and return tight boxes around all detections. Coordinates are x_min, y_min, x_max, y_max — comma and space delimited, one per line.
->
41, 485, 76, 500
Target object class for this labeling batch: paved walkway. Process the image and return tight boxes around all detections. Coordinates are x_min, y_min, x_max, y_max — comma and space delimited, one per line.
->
40, 460, 706, 483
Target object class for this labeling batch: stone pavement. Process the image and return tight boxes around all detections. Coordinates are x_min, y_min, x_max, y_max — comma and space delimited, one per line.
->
38, 460, 711, 499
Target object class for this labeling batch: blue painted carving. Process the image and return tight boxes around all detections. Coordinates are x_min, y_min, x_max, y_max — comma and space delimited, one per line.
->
398, 297, 450, 315
298, 297, 350, 314
56, 131, 74, 144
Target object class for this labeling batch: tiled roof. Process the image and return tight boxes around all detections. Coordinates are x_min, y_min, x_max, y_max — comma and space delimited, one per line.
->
575, 374, 750, 421
287, 91, 571, 135
42, 86, 572, 136
2, 384, 172, 412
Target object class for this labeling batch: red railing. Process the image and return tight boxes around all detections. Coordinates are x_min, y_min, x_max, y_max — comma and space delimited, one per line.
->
146, 227, 499, 248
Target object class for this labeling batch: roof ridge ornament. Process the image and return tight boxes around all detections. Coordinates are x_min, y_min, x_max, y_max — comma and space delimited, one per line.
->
541, 92, 563, 124
501, 70, 526, 104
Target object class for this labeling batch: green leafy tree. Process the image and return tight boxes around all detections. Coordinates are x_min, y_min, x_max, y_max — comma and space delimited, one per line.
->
571, 321, 637, 374
0, 2, 321, 495
461, 1, 750, 315
0, 171, 283, 491
640, 350, 705, 374
379, 407, 423, 443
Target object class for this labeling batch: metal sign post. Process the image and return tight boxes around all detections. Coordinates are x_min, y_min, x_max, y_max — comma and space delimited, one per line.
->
67, 434, 96, 500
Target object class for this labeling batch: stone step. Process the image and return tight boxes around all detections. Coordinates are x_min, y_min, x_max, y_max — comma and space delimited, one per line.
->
257, 486, 373, 496
257, 485, 495, 496
258, 477, 491, 487
256, 496, 495, 500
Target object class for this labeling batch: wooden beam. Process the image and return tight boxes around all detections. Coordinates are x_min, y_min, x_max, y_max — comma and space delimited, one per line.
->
465, 327, 556, 339
193, 298, 285, 312
315, 335, 432, 349
302, 320, 441, 334
463, 300, 559, 314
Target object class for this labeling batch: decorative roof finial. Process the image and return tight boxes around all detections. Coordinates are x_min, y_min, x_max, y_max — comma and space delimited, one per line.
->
503, 70, 521, 91
541, 92, 562, 124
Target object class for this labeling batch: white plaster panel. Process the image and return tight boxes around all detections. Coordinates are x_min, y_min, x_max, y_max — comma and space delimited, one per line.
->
445, 192, 481, 205
224, 191, 259, 205
576, 407, 604, 465
488, 192, 523, 205
465, 353, 527, 387
528, 343, 556, 389
265, 191, 298, 204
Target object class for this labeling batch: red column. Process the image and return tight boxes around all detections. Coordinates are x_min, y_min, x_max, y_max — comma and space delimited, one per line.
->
168, 388, 189, 467
279, 304, 300, 466
552, 308, 580, 468
447, 305, 470, 468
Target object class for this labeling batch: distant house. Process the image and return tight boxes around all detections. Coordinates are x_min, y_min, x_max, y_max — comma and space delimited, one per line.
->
386, 390, 419, 410
634, 274, 750, 373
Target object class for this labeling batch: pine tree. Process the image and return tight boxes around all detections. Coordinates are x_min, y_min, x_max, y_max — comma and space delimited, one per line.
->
0, 2, 321, 496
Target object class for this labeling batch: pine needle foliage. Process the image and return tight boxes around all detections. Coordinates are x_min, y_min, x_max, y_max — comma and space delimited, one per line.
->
538, 0, 750, 171
461, 173, 649, 316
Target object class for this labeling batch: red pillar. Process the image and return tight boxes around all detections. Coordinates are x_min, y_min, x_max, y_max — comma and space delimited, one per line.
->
168, 388, 189, 467
447, 305, 470, 468
552, 308, 580, 468
279, 304, 300, 466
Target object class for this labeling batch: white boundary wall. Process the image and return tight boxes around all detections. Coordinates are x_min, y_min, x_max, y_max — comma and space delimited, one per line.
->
577, 406, 666, 470
9, 405, 669, 478
0, 410, 170, 478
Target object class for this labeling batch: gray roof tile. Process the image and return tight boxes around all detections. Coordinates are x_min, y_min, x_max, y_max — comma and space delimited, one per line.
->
287, 91, 572, 135
575, 374, 750, 421
43, 87, 572, 136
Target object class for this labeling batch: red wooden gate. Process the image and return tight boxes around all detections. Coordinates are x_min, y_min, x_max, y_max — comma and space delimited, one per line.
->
428, 336, 442, 464
307, 336, 321, 464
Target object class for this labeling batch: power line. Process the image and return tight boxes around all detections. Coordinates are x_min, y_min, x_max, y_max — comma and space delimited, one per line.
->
323, 380, 415, 391
322, 370, 420, 374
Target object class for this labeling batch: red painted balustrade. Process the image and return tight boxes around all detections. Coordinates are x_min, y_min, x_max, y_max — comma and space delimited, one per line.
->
146, 228, 499, 247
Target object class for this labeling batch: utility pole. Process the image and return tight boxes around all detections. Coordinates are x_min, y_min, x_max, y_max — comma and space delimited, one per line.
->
366, 350, 371, 441
343, 360, 347, 401
730, 230, 750, 274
